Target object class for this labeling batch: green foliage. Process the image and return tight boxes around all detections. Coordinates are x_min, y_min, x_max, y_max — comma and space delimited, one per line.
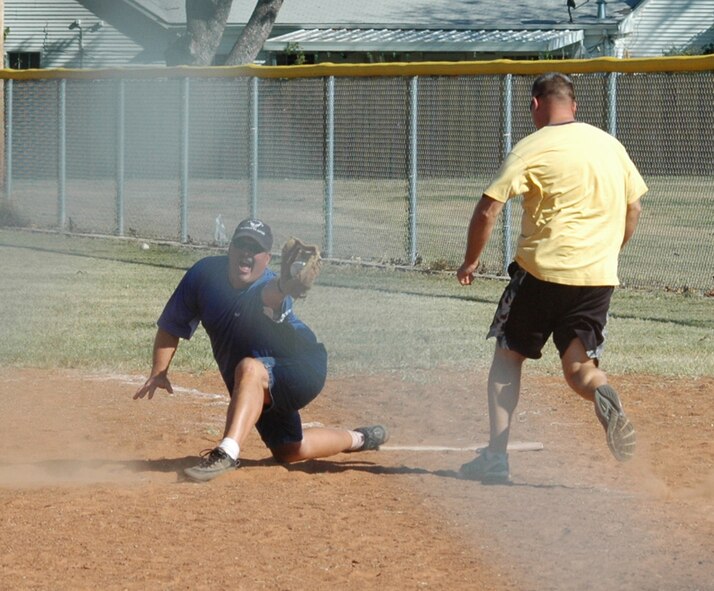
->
285, 42, 306, 65
664, 42, 714, 56
0, 229, 711, 377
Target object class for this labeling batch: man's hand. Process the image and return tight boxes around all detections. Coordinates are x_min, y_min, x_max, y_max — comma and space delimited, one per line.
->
458, 196, 504, 287
457, 261, 479, 285
135, 329, 180, 400
134, 374, 174, 400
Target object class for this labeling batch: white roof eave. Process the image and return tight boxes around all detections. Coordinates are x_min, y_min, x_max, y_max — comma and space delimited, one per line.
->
264, 28, 585, 53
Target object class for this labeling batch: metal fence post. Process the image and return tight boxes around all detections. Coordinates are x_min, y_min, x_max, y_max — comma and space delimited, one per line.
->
5, 79, 12, 200
179, 77, 189, 243
250, 77, 259, 218
116, 79, 125, 236
408, 76, 419, 266
501, 74, 514, 274
607, 71, 618, 137
58, 79, 67, 231
323, 76, 335, 257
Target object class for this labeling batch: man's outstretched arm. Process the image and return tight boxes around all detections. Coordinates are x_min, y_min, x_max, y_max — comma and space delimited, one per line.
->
457, 195, 505, 285
134, 328, 180, 399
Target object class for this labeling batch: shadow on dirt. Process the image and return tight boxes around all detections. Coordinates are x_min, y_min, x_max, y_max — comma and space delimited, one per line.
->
0, 457, 593, 491
283, 458, 589, 490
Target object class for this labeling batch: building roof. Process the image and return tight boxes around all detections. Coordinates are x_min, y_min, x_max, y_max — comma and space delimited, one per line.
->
7, 0, 710, 68
264, 28, 585, 55
129, 0, 642, 59
129, 0, 641, 29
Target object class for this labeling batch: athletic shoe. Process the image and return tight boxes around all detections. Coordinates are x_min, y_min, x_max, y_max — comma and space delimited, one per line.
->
459, 448, 511, 484
354, 425, 389, 451
184, 447, 239, 482
594, 384, 636, 462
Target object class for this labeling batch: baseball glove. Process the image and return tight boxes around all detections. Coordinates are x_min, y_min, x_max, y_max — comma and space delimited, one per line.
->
278, 237, 322, 298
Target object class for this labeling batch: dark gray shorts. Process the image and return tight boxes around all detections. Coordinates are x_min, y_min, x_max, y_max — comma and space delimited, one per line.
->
254, 344, 328, 448
488, 262, 614, 360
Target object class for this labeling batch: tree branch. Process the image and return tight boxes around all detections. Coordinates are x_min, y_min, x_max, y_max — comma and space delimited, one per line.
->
166, 0, 233, 66
224, 0, 284, 65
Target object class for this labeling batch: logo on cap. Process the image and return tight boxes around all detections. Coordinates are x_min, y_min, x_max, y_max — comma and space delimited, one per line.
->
241, 220, 266, 235
232, 218, 273, 251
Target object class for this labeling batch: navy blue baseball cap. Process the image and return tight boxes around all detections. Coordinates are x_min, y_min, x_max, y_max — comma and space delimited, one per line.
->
231, 218, 273, 252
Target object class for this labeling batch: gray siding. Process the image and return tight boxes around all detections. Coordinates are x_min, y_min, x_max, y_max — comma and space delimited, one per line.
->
4, 0, 156, 68
624, 0, 714, 56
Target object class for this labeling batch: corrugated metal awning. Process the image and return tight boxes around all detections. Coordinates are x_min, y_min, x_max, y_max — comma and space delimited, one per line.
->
264, 28, 585, 54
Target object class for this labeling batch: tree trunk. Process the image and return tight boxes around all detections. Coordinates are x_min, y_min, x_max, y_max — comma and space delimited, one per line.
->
224, 0, 284, 65
166, 0, 233, 66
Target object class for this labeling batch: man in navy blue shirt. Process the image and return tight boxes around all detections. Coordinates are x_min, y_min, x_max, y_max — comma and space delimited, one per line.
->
135, 218, 388, 482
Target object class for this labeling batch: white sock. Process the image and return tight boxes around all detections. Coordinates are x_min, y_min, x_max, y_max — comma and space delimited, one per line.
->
348, 430, 365, 451
218, 437, 240, 461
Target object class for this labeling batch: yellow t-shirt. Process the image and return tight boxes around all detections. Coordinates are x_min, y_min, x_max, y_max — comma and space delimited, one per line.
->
484, 122, 648, 286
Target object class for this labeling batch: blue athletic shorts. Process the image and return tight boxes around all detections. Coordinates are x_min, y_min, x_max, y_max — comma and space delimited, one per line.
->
487, 262, 614, 361
253, 344, 328, 448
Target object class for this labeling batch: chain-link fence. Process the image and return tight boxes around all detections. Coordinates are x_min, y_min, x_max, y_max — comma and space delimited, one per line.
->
2, 59, 713, 292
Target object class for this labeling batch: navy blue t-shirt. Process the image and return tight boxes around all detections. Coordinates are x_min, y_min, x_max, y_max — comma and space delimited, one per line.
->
158, 256, 324, 393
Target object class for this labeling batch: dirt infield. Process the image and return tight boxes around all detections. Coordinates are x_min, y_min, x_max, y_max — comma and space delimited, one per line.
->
0, 368, 712, 590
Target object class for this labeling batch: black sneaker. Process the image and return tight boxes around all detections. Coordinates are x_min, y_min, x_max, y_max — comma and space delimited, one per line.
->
184, 447, 239, 482
459, 449, 511, 484
594, 385, 636, 462
354, 425, 389, 451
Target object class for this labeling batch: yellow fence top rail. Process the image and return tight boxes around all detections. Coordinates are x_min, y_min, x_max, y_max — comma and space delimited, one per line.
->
1, 55, 713, 81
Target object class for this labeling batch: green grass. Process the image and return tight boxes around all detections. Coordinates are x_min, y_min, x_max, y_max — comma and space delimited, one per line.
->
0, 228, 711, 378
9, 176, 713, 292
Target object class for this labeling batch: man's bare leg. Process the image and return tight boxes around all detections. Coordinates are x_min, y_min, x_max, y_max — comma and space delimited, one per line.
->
488, 346, 526, 454
561, 338, 636, 461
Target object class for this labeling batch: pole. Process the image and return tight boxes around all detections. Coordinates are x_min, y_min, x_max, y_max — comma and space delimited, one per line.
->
179, 77, 189, 243
407, 76, 418, 266
323, 76, 335, 257
249, 77, 259, 218
4, 79, 12, 200
116, 79, 125, 236
58, 79, 67, 230
78, 26, 84, 69
607, 72, 618, 137
501, 74, 513, 274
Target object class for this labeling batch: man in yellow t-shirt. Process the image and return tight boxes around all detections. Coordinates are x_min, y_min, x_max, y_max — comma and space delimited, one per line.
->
457, 72, 647, 484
